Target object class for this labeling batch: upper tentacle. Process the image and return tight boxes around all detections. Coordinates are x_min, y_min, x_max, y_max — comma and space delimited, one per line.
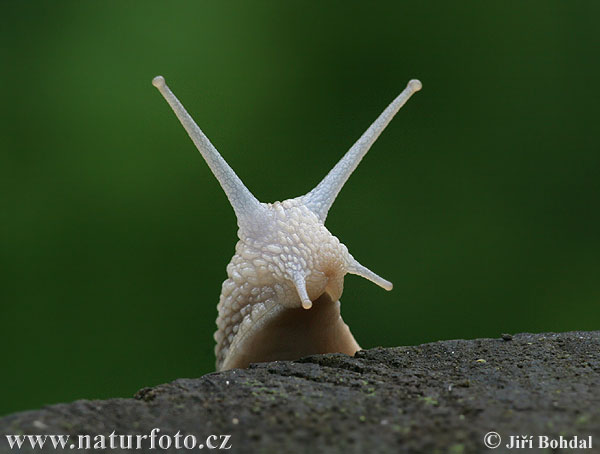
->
152, 76, 265, 232
302, 79, 422, 222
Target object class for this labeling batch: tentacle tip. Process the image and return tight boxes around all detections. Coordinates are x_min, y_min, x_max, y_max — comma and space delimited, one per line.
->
302, 300, 313, 310
152, 75, 166, 89
408, 79, 422, 92
383, 281, 393, 291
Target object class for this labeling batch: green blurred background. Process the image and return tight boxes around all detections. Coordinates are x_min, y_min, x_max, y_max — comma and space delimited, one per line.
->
2, 1, 599, 416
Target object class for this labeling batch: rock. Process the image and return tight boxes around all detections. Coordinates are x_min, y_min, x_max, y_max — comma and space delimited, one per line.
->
1, 331, 599, 453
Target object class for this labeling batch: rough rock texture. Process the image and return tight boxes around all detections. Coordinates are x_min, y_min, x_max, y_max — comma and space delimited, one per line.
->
1, 331, 599, 453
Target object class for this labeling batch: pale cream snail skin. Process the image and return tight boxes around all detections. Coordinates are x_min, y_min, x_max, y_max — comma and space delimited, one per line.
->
152, 76, 422, 371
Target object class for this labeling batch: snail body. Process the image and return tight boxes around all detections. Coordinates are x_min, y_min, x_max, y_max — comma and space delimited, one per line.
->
152, 76, 421, 370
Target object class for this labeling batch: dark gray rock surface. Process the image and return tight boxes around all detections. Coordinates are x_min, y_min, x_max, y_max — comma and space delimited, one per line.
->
1, 331, 599, 453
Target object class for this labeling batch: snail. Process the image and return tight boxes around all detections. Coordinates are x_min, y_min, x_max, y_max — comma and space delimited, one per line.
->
152, 75, 422, 371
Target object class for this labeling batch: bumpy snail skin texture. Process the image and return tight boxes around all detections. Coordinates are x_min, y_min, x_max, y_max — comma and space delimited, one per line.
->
152, 76, 422, 370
